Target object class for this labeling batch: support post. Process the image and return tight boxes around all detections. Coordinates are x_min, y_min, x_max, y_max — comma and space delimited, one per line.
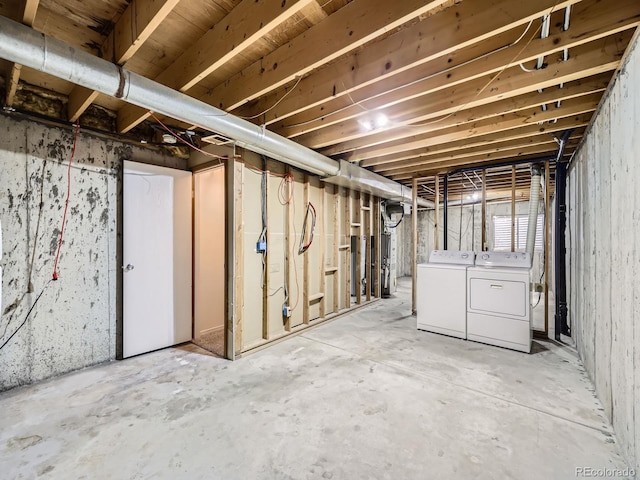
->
434, 175, 439, 250
443, 175, 448, 250
511, 166, 516, 252
544, 160, 551, 336
412, 177, 418, 314
373, 196, 381, 298
303, 174, 310, 324
481, 170, 487, 251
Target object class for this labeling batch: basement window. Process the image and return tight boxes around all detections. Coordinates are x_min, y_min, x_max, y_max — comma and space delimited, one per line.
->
493, 214, 543, 251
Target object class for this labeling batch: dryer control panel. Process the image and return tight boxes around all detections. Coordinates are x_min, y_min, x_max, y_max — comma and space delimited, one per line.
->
428, 250, 476, 266
475, 251, 531, 268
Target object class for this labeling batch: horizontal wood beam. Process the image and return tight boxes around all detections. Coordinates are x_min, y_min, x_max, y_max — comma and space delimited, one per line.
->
375, 133, 582, 175
274, 0, 640, 138
362, 120, 588, 168
393, 149, 575, 180
360, 74, 606, 167
111, 0, 182, 65
195, 0, 451, 112
346, 94, 598, 164
234, 0, 581, 127
309, 31, 630, 152
68, 0, 179, 121
117, 0, 315, 132
386, 140, 580, 178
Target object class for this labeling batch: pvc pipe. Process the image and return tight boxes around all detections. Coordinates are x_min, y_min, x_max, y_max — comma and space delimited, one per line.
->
525, 164, 542, 257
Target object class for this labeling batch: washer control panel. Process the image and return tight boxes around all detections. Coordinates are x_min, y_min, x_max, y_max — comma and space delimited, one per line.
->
475, 251, 531, 268
428, 250, 476, 266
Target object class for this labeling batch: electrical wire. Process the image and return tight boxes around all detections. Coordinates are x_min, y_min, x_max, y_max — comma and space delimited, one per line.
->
52, 121, 80, 281
152, 111, 301, 185
238, 75, 304, 121
298, 202, 317, 253
406, 18, 543, 129
149, 112, 231, 160
259, 156, 268, 288
0, 280, 52, 351
282, 18, 535, 130
151, 111, 304, 313
386, 209, 404, 229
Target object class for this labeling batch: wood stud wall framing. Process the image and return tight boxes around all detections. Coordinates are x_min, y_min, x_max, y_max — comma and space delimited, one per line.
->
233, 154, 380, 355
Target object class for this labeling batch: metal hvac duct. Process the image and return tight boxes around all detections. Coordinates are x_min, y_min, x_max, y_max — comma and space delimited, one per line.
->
0, 15, 424, 205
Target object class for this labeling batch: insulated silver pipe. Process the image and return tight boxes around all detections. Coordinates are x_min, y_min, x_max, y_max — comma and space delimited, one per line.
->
0, 16, 339, 177
0, 16, 428, 205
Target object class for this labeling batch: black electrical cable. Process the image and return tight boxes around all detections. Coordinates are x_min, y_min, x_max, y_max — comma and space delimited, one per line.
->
0, 280, 52, 351
298, 202, 316, 253
387, 209, 404, 229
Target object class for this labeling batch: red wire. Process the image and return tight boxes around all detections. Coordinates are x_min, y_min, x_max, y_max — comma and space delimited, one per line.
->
52, 122, 80, 280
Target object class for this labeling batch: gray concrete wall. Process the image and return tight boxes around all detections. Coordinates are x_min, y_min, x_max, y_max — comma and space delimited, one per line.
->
398, 200, 545, 280
0, 114, 184, 391
566, 33, 640, 471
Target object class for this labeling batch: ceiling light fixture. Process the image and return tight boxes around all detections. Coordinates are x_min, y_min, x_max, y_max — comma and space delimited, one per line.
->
358, 118, 374, 131
374, 113, 389, 128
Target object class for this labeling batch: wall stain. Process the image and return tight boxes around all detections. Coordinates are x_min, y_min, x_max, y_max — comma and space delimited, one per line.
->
99, 208, 109, 227
49, 228, 60, 256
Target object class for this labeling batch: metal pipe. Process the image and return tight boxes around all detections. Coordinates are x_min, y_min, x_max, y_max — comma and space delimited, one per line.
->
554, 129, 574, 340
0, 16, 422, 204
0, 17, 338, 177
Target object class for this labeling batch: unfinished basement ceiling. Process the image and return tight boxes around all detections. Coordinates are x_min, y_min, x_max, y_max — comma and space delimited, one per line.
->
1, 0, 638, 201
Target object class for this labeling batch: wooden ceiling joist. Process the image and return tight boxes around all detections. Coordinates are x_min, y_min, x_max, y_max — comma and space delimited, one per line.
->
321, 73, 608, 160
360, 121, 588, 168
193, 0, 452, 113
374, 132, 582, 175
234, 0, 582, 128
117, 0, 316, 132
310, 30, 630, 153
340, 95, 598, 164
398, 150, 572, 183
273, 0, 640, 140
387, 141, 579, 179
68, 0, 181, 121
0, 0, 637, 201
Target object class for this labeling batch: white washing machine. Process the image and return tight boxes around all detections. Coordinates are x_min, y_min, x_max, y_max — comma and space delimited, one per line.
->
417, 250, 475, 339
466, 252, 532, 353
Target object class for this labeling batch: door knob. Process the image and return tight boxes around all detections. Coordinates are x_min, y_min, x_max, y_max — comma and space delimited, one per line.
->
124, 264, 135, 271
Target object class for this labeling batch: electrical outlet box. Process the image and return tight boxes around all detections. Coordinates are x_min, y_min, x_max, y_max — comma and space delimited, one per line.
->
256, 241, 266, 253
282, 305, 291, 318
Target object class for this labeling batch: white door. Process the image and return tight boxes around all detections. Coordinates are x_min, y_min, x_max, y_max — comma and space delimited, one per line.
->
123, 161, 192, 358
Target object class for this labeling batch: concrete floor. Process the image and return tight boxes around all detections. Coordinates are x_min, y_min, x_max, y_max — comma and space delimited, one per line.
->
0, 279, 629, 479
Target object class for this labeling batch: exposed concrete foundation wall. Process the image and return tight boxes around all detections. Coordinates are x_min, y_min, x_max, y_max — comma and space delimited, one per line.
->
566, 33, 640, 471
0, 114, 184, 391
398, 201, 545, 280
